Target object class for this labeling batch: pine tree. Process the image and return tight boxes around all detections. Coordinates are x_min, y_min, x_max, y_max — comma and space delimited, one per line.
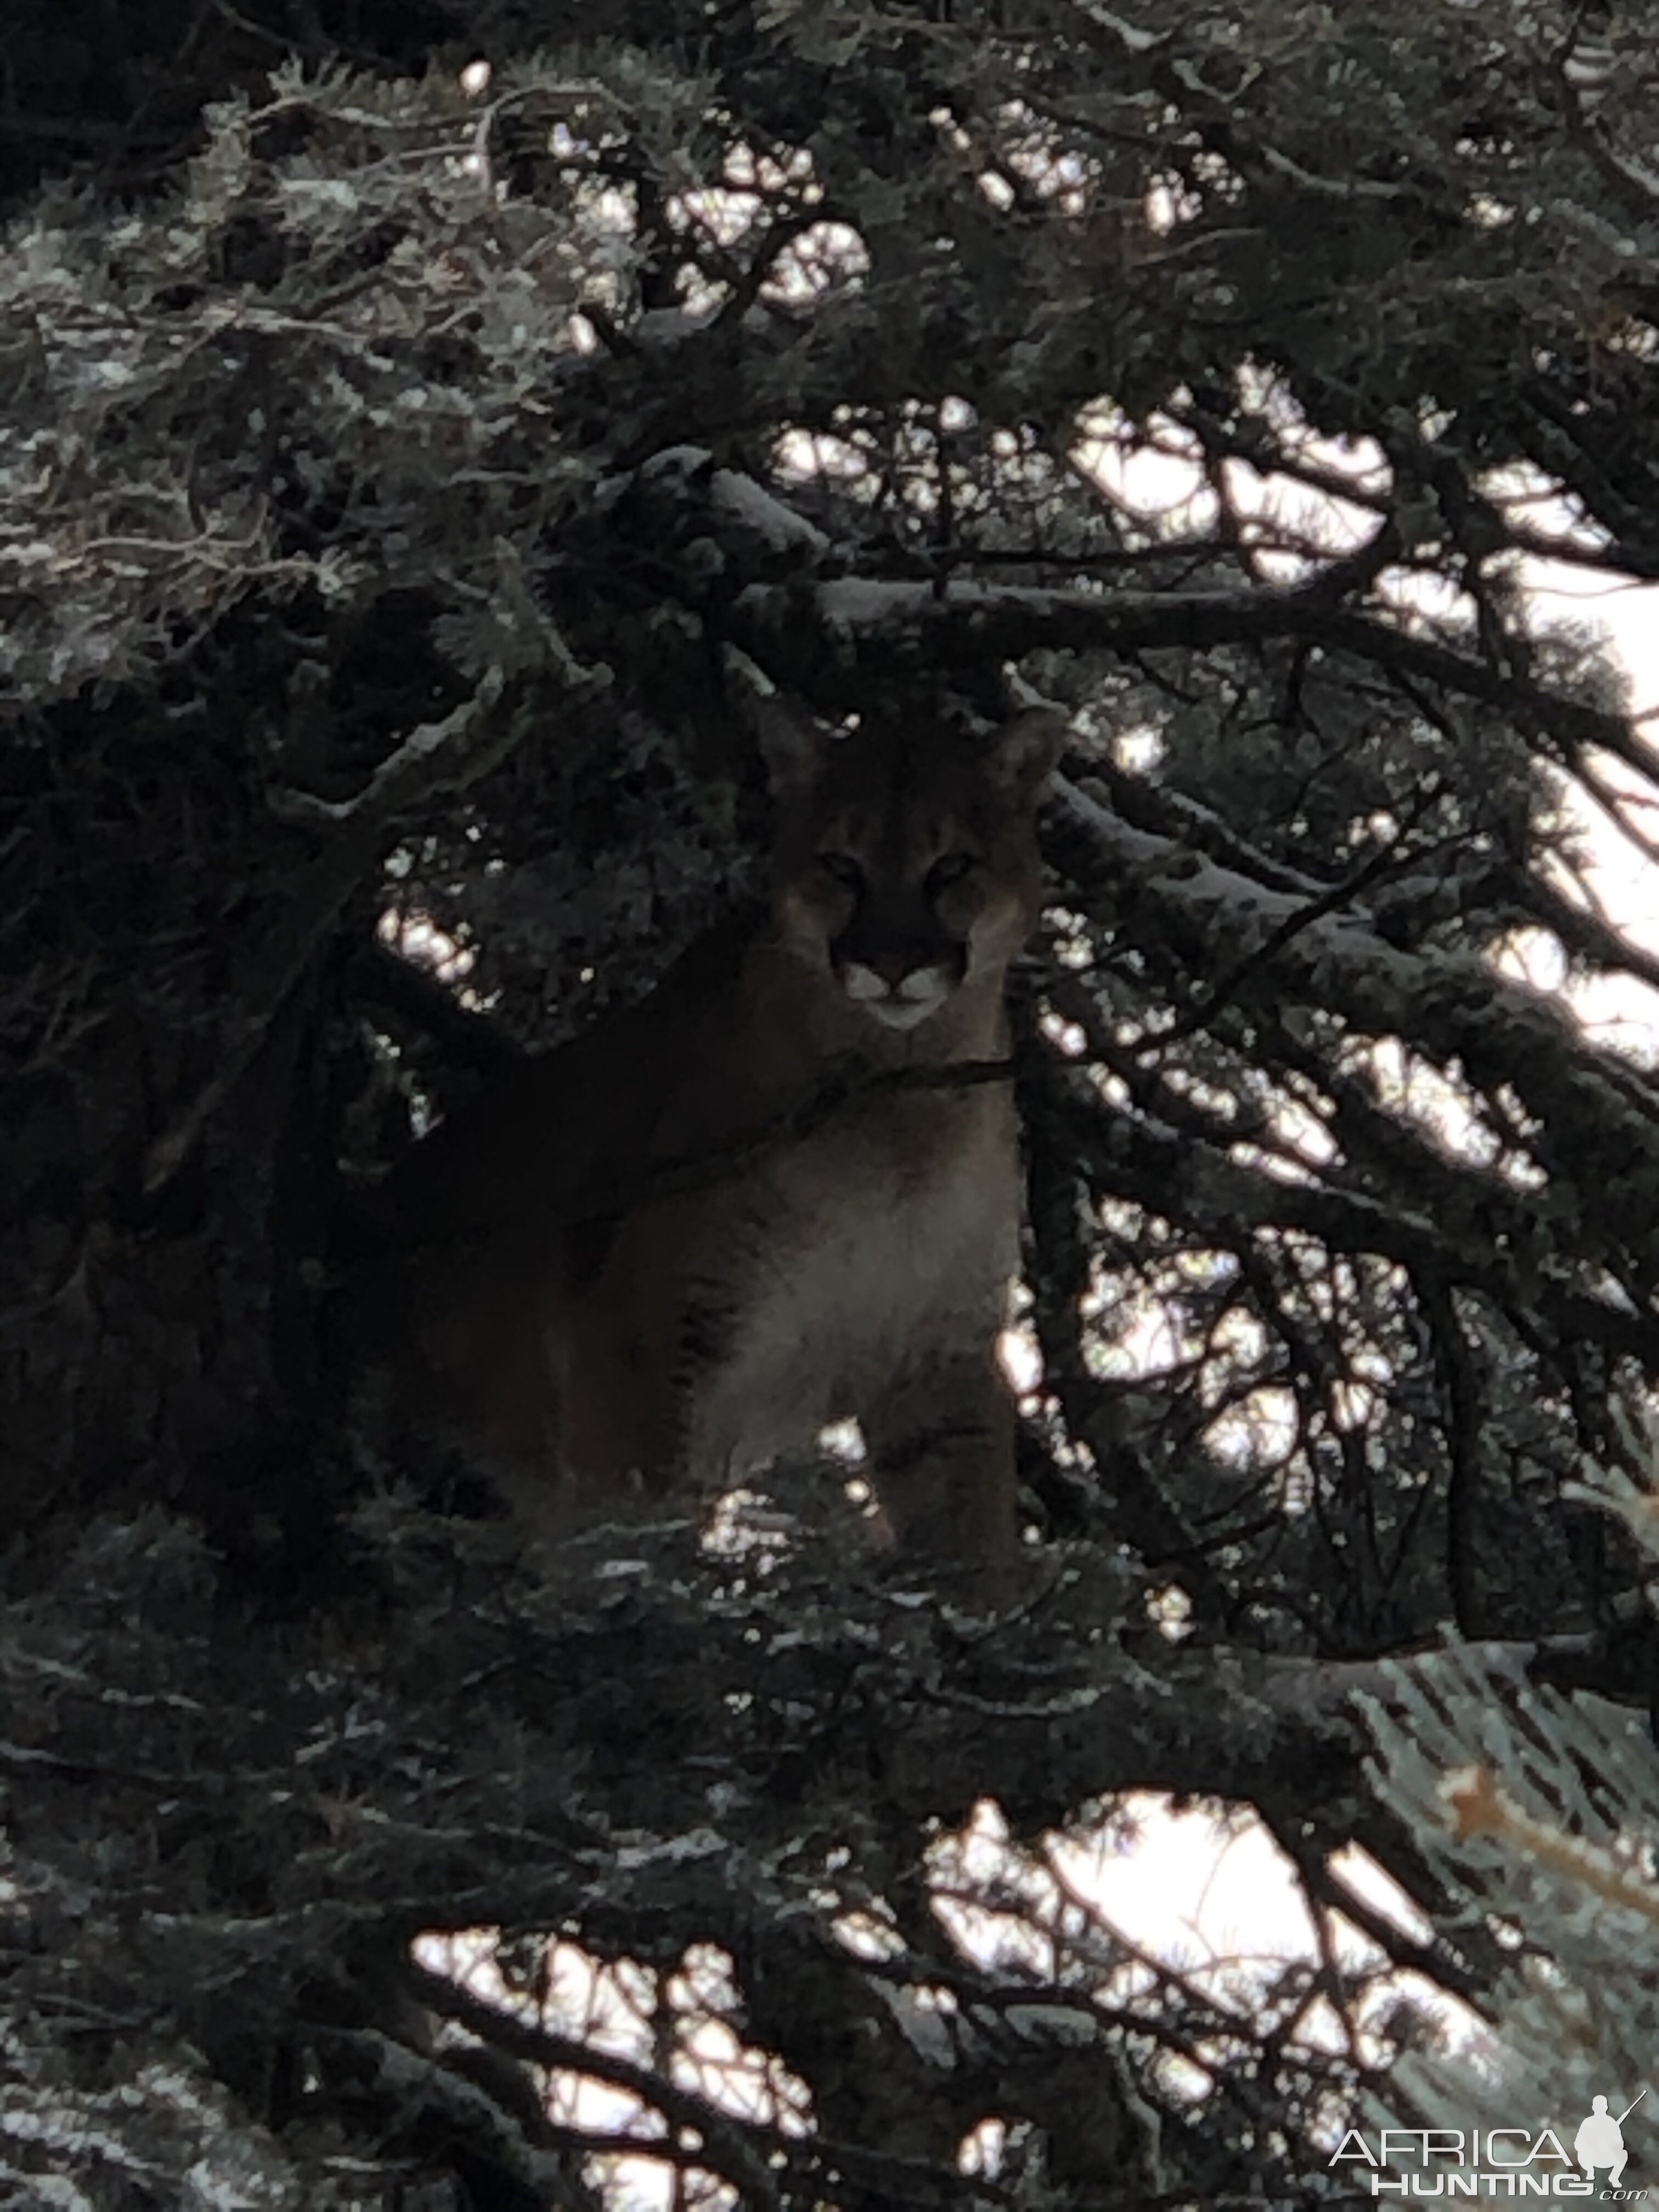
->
5, 4, 1659, 2205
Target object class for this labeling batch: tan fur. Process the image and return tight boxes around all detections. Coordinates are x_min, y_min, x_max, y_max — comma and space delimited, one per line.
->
387, 706, 1060, 1573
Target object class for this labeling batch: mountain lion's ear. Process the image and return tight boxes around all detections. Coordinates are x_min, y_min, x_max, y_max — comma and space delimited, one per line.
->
724, 648, 833, 796
754, 699, 835, 797
986, 707, 1067, 803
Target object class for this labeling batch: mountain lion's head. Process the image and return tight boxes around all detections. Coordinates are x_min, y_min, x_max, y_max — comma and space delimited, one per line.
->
757, 708, 1062, 1031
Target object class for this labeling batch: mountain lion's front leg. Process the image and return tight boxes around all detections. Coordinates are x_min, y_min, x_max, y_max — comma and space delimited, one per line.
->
861, 1341, 1017, 1592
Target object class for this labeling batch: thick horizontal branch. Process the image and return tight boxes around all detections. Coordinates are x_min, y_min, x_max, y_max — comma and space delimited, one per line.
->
730, 569, 1659, 790
734, 563, 1356, 682
1046, 775, 1659, 1320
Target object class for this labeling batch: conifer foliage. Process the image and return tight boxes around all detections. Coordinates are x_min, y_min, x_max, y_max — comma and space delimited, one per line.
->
7, 3, 1659, 2204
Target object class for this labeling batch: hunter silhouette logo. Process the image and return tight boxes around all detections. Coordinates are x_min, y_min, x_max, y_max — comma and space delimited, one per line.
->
1576, 2091, 1644, 2190
1328, 2089, 1650, 2196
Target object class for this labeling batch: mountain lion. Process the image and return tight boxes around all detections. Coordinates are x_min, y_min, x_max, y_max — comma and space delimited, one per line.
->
387, 695, 1062, 1575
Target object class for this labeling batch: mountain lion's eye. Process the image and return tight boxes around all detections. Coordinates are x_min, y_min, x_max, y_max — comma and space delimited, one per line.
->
817, 852, 865, 889
926, 851, 977, 893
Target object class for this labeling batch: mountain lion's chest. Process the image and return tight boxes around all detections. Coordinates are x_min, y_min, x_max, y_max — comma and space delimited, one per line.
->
676, 1096, 1017, 1480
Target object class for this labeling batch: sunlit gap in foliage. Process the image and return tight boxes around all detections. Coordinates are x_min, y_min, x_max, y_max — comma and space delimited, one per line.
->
926, 1798, 1470, 2142
457, 53, 872, 356
415, 1928, 809, 2209
1082, 365, 1659, 1070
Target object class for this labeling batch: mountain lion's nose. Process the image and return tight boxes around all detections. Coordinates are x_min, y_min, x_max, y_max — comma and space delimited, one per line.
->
868, 951, 923, 989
